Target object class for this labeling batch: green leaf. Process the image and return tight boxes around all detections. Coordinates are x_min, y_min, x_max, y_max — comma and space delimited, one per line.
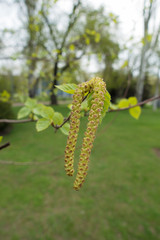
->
36, 118, 51, 132
147, 34, 152, 42
87, 92, 94, 109
118, 99, 129, 108
17, 107, 31, 119
25, 98, 37, 110
129, 106, 141, 120
60, 123, 70, 136
67, 104, 72, 110
52, 112, 64, 125
95, 33, 100, 43
0, 136, 3, 143
33, 104, 54, 120
33, 104, 44, 116
100, 91, 111, 123
109, 103, 118, 110
81, 101, 88, 111
40, 106, 54, 120
128, 97, 141, 119
85, 37, 90, 45
121, 60, 128, 69
69, 44, 75, 51
55, 83, 78, 94
128, 96, 137, 105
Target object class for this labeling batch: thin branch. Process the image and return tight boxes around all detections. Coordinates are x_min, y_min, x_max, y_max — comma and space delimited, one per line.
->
0, 142, 10, 151
0, 95, 159, 125
109, 95, 160, 112
0, 119, 32, 123
41, 11, 58, 48
60, 0, 81, 50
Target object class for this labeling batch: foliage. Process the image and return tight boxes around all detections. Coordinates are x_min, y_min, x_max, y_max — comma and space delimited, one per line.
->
118, 97, 141, 120
0, 90, 11, 102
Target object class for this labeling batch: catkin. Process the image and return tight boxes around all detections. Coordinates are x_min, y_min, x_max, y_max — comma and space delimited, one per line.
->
64, 77, 106, 190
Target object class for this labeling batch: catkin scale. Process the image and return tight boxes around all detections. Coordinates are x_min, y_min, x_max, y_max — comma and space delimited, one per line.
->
64, 77, 106, 190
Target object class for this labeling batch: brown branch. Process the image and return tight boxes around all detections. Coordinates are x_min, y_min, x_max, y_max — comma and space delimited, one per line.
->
0, 142, 10, 150
54, 92, 89, 130
109, 95, 160, 112
0, 119, 32, 123
0, 95, 159, 126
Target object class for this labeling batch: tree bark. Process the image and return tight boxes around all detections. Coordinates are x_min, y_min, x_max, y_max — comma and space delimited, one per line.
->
50, 61, 58, 105
153, 66, 160, 110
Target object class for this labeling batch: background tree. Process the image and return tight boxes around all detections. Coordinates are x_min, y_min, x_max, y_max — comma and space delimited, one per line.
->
136, 0, 160, 102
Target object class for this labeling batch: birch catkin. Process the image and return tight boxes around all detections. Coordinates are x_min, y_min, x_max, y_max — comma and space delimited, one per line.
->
64, 77, 106, 190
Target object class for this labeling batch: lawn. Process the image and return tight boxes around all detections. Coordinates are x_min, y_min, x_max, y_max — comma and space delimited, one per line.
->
0, 106, 160, 240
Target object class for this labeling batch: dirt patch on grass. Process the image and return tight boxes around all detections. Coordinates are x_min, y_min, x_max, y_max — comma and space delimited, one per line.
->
153, 148, 160, 158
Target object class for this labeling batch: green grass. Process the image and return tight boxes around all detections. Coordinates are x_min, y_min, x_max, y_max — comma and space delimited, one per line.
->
0, 106, 160, 240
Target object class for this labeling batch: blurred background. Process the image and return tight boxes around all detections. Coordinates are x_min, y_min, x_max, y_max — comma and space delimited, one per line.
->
0, 0, 160, 239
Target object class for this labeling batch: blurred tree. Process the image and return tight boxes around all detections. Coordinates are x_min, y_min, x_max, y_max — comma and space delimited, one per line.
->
16, 0, 46, 98
0, 0, 120, 104
136, 0, 160, 101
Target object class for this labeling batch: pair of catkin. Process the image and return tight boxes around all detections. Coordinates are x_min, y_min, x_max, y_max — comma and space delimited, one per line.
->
64, 77, 106, 190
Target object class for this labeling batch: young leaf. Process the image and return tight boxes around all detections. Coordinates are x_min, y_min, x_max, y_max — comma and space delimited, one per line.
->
129, 106, 141, 120
25, 98, 37, 110
109, 103, 118, 110
0, 136, 3, 143
33, 104, 44, 116
36, 118, 51, 132
100, 90, 111, 123
40, 106, 54, 120
17, 107, 31, 119
60, 123, 70, 135
128, 97, 141, 119
118, 99, 129, 108
67, 104, 72, 110
128, 97, 137, 105
85, 37, 90, 45
55, 83, 78, 94
95, 33, 100, 43
81, 101, 88, 111
69, 44, 75, 51
34, 104, 54, 120
121, 60, 128, 69
52, 112, 64, 125
87, 92, 94, 109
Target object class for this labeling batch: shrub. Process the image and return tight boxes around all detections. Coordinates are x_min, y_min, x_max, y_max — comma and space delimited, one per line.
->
0, 101, 14, 132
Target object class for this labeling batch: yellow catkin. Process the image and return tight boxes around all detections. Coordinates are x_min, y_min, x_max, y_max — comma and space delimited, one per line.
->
64, 77, 106, 190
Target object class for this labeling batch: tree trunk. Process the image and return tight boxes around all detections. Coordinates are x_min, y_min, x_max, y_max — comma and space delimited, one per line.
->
136, 42, 147, 102
29, 77, 40, 98
50, 61, 58, 105
50, 91, 58, 105
153, 67, 160, 111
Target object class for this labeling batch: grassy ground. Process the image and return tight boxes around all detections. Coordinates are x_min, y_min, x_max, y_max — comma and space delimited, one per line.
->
0, 106, 160, 240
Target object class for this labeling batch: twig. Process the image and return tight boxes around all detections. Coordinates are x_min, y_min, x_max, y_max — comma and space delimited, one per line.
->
0, 119, 32, 123
0, 95, 159, 126
53, 93, 89, 129
109, 95, 160, 112
0, 142, 10, 150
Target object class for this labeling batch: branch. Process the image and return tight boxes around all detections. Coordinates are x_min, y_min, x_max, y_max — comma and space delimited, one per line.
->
41, 11, 58, 48
0, 119, 32, 123
0, 95, 159, 125
0, 142, 10, 150
60, 0, 81, 50
109, 95, 160, 112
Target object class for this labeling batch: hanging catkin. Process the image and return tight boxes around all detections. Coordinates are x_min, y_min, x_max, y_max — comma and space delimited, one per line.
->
64, 77, 107, 190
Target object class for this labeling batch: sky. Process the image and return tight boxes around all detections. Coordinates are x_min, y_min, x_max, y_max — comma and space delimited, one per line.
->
0, 0, 160, 73
0, 0, 145, 39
